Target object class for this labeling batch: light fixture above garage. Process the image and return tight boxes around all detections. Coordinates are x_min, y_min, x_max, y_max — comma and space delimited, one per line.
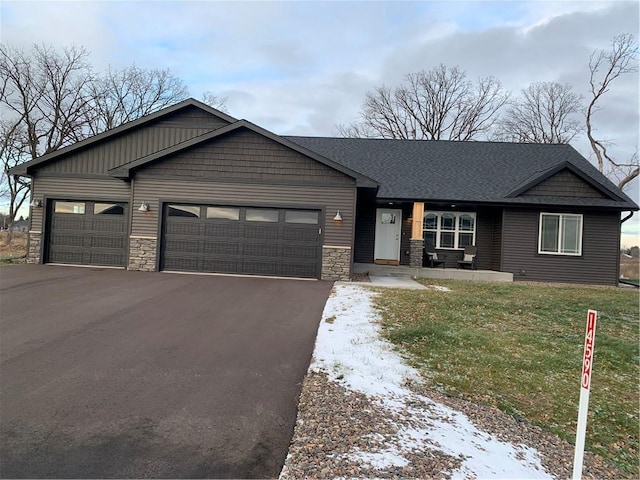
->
333, 210, 343, 222
138, 202, 150, 212
30, 199, 42, 208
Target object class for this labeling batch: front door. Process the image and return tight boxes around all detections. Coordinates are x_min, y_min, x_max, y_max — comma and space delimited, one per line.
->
374, 208, 402, 265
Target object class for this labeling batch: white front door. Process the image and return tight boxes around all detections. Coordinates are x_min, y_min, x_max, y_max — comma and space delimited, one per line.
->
374, 208, 402, 264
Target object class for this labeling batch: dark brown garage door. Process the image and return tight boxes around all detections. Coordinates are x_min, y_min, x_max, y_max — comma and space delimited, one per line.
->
161, 204, 322, 278
46, 200, 128, 267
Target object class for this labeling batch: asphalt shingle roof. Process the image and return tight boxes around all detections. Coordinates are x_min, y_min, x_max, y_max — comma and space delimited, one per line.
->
285, 136, 638, 210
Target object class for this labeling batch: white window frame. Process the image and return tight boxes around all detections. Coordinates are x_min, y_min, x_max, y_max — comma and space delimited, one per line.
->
538, 212, 583, 256
423, 211, 476, 250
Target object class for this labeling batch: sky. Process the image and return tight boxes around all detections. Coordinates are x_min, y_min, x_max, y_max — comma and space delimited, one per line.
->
1, 0, 639, 245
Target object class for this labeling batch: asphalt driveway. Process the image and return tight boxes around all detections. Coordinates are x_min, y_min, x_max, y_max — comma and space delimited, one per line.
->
0, 265, 333, 478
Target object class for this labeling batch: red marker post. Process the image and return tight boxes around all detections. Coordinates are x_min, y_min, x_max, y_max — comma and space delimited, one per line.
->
572, 309, 597, 480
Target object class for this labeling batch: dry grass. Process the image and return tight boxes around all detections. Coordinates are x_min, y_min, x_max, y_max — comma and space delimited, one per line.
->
620, 255, 639, 282
375, 281, 639, 476
0, 232, 28, 261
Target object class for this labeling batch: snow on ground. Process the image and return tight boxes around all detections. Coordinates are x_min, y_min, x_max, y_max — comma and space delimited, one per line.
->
311, 283, 553, 479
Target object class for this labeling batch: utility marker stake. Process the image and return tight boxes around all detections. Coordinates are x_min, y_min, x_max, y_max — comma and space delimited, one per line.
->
572, 309, 597, 480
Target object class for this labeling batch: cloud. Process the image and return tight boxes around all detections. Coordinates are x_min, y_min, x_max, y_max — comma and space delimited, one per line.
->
1, 0, 638, 201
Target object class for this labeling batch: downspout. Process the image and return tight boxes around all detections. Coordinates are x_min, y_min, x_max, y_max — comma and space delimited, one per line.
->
619, 211, 639, 288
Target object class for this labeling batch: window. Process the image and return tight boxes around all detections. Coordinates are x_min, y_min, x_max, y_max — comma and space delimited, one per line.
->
207, 206, 239, 220
246, 208, 279, 222
94, 203, 124, 215
538, 213, 582, 255
167, 205, 200, 218
285, 210, 318, 224
423, 211, 476, 249
54, 201, 85, 214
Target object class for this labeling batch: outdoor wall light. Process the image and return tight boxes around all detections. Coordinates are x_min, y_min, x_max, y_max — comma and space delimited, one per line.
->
30, 199, 42, 208
138, 202, 150, 212
333, 210, 343, 222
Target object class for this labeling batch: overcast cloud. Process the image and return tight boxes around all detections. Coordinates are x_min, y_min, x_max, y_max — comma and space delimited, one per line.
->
1, 0, 638, 243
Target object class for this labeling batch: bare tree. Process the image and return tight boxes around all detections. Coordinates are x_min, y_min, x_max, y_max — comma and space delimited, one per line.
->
0, 121, 30, 243
201, 90, 228, 112
338, 65, 509, 141
0, 44, 94, 237
494, 82, 583, 144
85, 65, 189, 135
1, 43, 219, 232
587, 34, 639, 191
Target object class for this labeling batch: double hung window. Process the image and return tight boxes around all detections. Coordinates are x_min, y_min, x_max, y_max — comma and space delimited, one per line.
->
423, 211, 476, 249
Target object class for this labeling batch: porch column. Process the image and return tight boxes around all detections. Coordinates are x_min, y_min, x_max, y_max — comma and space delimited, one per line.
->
410, 202, 424, 268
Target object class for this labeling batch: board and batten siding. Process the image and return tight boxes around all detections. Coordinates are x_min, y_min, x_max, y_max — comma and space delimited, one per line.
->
30, 176, 131, 232
37, 106, 229, 175
501, 209, 620, 285
131, 178, 355, 247
141, 129, 354, 185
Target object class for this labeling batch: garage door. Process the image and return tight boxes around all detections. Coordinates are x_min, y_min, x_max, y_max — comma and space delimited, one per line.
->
161, 204, 322, 278
46, 200, 128, 267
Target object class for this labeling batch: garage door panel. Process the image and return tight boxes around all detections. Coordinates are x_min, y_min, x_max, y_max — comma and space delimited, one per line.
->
162, 204, 322, 278
244, 225, 279, 239
91, 235, 126, 249
166, 221, 201, 236
283, 228, 318, 242
47, 200, 128, 267
203, 241, 240, 255
204, 223, 241, 238
282, 245, 318, 260
203, 258, 240, 273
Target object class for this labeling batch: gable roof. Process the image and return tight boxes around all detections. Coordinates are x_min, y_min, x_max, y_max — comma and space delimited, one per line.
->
10, 98, 237, 176
109, 120, 377, 187
285, 136, 638, 210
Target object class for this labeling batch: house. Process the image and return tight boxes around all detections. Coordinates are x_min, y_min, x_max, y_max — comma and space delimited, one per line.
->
10, 99, 638, 285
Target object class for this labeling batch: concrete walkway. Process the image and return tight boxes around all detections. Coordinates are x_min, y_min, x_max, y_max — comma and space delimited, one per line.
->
348, 274, 427, 290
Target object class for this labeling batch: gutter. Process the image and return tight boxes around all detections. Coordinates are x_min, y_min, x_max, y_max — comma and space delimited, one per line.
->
621, 211, 634, 223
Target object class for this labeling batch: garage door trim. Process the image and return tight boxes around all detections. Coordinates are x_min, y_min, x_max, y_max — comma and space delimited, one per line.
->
44, 196, 130, 267
158, 199, 325, 278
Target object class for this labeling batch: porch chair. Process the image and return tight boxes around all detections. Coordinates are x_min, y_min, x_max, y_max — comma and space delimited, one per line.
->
457, 245, 477, 270
424, 242, 445, 269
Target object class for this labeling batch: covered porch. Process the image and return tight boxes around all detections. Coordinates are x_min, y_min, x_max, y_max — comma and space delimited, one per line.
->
353, 262, 513, 283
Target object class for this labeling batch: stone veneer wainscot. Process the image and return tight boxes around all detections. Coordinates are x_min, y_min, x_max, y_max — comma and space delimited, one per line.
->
26, 232, 41, 264
128, 236, 157, 271
321, 246, 351, 281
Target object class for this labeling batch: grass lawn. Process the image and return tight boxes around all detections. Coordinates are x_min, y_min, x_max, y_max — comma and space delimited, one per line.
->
374, 280, 639, 476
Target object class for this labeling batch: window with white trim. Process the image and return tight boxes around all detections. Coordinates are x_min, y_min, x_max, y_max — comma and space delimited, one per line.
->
423, 211, 476, 249
538, 213, 583, 255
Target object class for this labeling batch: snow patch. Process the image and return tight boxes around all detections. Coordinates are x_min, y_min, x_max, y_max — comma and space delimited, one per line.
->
312, 284, 552, 479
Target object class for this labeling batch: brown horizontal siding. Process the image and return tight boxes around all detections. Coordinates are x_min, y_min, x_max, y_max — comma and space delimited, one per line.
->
141, 129, 354, 185
492, 211, 503, 271
523, 170, 605, 198
501, 209, 619, 285
131, 178, 355, 247
30, 176, 131, 232
38, 107, 229, 175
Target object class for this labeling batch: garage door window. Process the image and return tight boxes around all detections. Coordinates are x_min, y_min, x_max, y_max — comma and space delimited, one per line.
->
54, 201, 85, 214
285, 210, 319, 224
246, 209, 279, 222
168, 205, 200, 218
207, 206, 240, 220
94, 203, 124, 215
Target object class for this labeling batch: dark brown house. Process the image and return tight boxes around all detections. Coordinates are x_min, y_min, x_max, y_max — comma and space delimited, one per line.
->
11, 99, 638, 285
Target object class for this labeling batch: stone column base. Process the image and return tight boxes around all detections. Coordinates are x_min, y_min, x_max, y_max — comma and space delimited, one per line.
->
27, 232, 42, 264
409, 239, 424, 268
322, 246, 351, 281
128, 236, 157, 271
